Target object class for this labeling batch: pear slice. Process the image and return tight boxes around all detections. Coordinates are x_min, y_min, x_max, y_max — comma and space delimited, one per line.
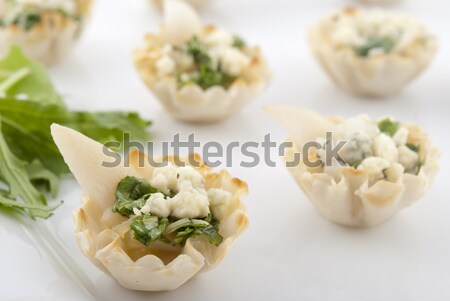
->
51, 124, 134, 209
264, 105, 334, 149
161, 0, 202, 46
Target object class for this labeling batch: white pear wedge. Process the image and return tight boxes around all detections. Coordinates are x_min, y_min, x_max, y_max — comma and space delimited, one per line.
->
50, 124, 134, 209
264, 105, 334, 148
161, 0, 202, 46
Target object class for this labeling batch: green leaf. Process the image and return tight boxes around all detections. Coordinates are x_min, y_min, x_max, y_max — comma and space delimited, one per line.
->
0, 47, 152, 220
26, 160, 60, 197
0, 98, 151, 175
0, 46, 63, 105
378, 118, 400, 137
165, 215, 223, 246
65, 111, 152, 143
113, 176, 157, 216
192, 224, 223, 246
130, 215, 169, 246
0, 194, 61, 216
355, 36, 397, 57
0, 115, 61, 219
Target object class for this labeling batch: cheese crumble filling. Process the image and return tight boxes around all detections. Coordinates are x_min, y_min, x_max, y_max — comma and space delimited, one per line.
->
0, 0, 78, 30
148, 28, 252, 90
325, 8, 433, 57
315, 116, 422, 185
112, 164, 232, 247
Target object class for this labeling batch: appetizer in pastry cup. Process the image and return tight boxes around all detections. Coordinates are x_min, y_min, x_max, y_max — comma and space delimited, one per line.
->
309, 7, 437, 97
0, 0, 93, 65
151, 0, 210, 11
267, 105, 440, 227
355, 0, 401, 4
134, 0, 271, 123
50, 124, 248, 291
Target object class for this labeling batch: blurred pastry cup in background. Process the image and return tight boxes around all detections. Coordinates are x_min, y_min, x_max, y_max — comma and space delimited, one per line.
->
266, 105, 440, 227
309, 7, 437, 97
0, 0, 94, 65
354, 0, 402, 4
134, 0, 271, 123
151, 0, 210, 11
51, 124, 249, 291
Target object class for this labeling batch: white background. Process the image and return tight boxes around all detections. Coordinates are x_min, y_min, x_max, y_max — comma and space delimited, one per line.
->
1, 0, 450, 300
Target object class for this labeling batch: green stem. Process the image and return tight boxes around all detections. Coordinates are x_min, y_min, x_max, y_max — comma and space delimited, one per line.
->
0, 67, 31, 94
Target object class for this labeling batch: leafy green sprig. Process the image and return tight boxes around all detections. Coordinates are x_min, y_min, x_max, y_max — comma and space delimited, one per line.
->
0, 47, 151, 219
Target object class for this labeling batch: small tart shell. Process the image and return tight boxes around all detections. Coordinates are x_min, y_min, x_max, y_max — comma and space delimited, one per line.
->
51, 124, 248, 291
308, 8, 438, 97
0, 0, 94, 65
134, 33, 271, 123
134, 0, 271, 123
151, 0, 210, 11
266, 105, 440, 227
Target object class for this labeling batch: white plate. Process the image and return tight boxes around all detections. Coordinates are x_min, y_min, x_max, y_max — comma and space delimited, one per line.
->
1, 0, 450, 300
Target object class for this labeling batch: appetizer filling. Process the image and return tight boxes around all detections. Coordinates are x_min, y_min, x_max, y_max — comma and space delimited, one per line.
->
316, 116, 422, 185
153, 29, 251, 90
113, 164, 232, 247
0, 0, 78, 30
327, 8, 433, 57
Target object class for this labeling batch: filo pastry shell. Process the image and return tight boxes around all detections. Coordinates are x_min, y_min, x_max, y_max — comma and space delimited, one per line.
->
151, 0, 210, 11
0, 0, 93, 65
50, 124, 249, 291
308, 8, 438, 97
134, 0, 271, 123
355, 0, 401, 4
266, 105, 440, 227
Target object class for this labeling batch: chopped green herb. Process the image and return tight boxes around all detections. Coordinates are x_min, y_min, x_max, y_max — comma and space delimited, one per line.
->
130, 215, 169, 246
2, 6, 80, 31
178, 36, 237, 90
378, 118, 400, 137
355, 36, 397, 57
113, 176, 157, 216
406, 143, 420, 153
188, 65, 236, 90
13, 12, 42, 31
232, 36, 246, 49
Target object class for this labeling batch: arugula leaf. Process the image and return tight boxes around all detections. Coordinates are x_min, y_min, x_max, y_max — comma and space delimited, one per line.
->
0, 46, 63, 105
0, 116, 62, 219
130, 215, 169, 246
113, 176, 157, 216
192, 224, 223, 246
0, 194, 61, 216
355, 36, 397, 57
26, 160, 60, 197
171, 218, 223, 246
378, 118, 400, 137
0, 47, 152, 219
0, 98, 151, 175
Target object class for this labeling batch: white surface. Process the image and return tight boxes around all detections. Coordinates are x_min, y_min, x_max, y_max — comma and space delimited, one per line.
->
1, 0, 450, 300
